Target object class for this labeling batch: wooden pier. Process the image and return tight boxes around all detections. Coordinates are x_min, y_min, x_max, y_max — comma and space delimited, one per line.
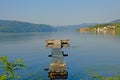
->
46, 39, 70, 48
45, 39, 69, 79
48, 63, 68, 79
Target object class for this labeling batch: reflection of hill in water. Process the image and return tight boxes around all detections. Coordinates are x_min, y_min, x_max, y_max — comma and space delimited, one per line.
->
0, 32, 52, 44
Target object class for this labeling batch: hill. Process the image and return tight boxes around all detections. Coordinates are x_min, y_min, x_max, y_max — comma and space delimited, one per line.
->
56, 23, 97, 31
110, 19, 120, 24
80, 19, 120, 32
88, 19, 120, 29
0, 20, 56, 32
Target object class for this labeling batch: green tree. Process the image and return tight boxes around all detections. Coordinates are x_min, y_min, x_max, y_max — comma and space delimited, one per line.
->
0, 56, 26, 80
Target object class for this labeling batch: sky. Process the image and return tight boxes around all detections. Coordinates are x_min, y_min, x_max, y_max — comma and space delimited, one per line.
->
0, 0, 120, 25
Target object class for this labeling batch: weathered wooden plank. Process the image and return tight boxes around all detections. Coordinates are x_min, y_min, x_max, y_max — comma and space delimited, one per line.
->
46, 39, 69, 48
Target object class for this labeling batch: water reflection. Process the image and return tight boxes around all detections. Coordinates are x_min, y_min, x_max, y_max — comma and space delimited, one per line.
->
45, 39, 69, 80
80, 30, 120, 37
95, 30, 116, 37
0, 32, 52, 44
1, 32, 120, 79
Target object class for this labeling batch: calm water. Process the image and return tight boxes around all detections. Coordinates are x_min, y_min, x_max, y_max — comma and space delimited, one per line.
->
0, 32, 120, 80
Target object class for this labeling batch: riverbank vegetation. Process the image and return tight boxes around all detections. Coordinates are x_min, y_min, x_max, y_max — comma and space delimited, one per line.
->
0, 56, 26, 80
79, 19, 120, 36
88, 22, 120, 31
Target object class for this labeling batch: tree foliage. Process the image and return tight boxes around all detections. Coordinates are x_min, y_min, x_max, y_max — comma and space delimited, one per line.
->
0, 56, 26, 80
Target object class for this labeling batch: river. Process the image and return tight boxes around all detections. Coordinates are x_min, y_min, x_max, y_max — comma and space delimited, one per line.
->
0, 31, 120, 80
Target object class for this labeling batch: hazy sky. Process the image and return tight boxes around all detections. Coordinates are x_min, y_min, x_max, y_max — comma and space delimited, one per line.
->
0, 0, 120, 25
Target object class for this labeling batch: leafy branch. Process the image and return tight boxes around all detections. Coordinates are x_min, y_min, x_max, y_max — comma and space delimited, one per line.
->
0, 56, 26, 80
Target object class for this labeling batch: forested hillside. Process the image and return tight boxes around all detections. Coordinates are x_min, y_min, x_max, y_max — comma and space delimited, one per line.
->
0, 20, 56, 32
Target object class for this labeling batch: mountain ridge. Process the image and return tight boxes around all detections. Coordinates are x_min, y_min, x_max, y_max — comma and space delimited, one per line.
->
0, 20, 56, 32
110, 19, 120, 24
56, 23, 98, 31
0, 19, 120, 32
